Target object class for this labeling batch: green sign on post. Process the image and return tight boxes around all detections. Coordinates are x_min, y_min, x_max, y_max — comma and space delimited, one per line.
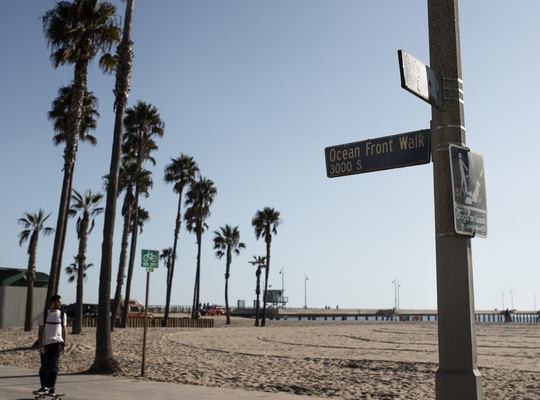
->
141, 249, 159, 271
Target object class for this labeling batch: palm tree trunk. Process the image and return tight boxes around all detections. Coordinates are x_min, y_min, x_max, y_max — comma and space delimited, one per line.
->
90, 0, 133, 374
261, 240, 271, 327
255, 268, 261, 327
73, 214, 89, 335
225, 267, 231, 325
47, 59, 88, 308
25, 234, 38, 332
121, 192, 139, 327
111, 197, 132, 330
191, 224, 202, 319
165, 189, 183, 326
55, 162, 74, 295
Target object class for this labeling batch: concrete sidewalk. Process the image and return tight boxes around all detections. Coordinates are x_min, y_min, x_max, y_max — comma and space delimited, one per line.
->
0, 365, 325, 400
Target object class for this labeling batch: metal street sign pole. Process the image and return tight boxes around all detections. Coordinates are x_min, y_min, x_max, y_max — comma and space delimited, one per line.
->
141, 268, 150, 377
428, 0, 483, 398
140, 249, 158, 377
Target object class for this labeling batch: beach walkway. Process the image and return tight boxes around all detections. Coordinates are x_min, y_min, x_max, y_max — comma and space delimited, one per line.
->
0, 365, 327, 400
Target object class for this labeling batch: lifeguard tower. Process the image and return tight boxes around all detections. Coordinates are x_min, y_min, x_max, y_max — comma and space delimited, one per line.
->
265, 289, 288, 309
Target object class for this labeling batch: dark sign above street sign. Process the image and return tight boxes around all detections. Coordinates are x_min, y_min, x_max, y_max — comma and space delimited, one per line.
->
398, 49, 442, 108
449, 144, 487, 238
325, 129, 431, 178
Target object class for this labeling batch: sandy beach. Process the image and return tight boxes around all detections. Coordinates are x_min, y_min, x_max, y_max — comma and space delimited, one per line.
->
1, 317, 539, 399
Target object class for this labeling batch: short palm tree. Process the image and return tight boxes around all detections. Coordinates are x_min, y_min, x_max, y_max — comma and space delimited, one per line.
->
42, 0, 120, 308
18, 209, 54, 331
163, 154, 199, 325
248, 256, 267, 327
213, 225, 246, 325
160, 247, 175, 326
108, 161, 152, 329
69, 189, 103, 334
252, 207, 281, 326
65, 255, 93, 283
120, 205, 150, 327
185, 177, 217, 318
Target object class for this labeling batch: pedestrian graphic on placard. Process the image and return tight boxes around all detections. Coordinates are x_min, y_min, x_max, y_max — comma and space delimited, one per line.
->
449, 144, 487, 238
458, 153, 469, 197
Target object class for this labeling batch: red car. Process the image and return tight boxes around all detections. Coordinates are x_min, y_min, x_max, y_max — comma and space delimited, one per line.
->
199, 305, 225, 316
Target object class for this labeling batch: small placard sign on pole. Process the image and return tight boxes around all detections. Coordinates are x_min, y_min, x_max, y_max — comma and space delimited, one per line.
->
449, 144, 487, 238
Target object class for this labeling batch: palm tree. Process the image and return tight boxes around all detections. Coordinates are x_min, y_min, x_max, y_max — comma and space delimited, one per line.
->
248, 256, 267, 327
160, 247, 174, 325
119, 101, 164, 326
184, 177, 217, 318
65, 255, 93, 283
213, 225, 245, 325
92, 0, 134, 374
42, 0, 120, 312
252, 207, 281, 326
18, 209, 54, 331
163, 154, 199, 326
69, 189, 103, 334
108, 161, 152, 329
120, 205, 150, 327
48, 84, 99, 294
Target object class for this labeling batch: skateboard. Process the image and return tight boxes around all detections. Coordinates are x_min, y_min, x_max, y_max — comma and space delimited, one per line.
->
33, 391, 66, 400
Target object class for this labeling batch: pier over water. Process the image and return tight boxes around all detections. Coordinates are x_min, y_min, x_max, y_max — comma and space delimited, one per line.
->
230, 307, 540, 323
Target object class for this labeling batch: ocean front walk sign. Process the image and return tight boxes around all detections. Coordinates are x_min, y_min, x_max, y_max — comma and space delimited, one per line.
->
324, 129, 431, 178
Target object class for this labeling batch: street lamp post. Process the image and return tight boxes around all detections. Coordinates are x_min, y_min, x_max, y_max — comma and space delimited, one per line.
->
304, 274, 308, 309
510, 288, 514, 310
392, 278, 400, 310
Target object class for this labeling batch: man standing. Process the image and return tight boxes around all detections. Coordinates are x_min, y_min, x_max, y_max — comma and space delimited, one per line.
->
35, 294, 67, 396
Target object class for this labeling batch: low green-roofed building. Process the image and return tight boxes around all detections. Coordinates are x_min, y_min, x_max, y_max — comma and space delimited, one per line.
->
0, 267, 49, 328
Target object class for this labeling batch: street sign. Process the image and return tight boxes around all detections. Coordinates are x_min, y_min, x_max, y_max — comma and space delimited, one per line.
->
449, 144, 487, 238
141, 249, 159, 270
398, 49, 442, 108
325, 129, 431, 178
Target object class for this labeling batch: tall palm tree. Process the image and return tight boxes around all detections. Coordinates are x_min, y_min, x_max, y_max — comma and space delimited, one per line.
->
92, 0, 134, 374
248, 256, 267, 327
108, 161, 152, 329
18, 209, 54, 331
184, 177, 217, 318
48, 84, 99, 293
163, 154, 199, 326
119, 101, 163, 327
252, 207, 281, 326
42, 0, 120, 312
69, 189, 103, 334
65, 255, 93, 283
213, 225, 245, 325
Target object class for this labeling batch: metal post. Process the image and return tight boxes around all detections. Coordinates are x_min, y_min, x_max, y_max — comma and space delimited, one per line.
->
393, 278, 397, 310
304, 274, 308, 309
141, 270, 150, 377
510, 288, 514, 310
428, 0, 483, 398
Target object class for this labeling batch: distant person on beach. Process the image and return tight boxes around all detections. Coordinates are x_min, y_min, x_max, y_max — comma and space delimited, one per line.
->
36, 294, 67, 396
504, 308, 511, 323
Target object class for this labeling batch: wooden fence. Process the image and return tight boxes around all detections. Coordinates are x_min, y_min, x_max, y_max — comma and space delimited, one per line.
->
67, 317, 214, 328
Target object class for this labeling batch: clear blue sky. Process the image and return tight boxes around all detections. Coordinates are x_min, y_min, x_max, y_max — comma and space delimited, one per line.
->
1, 1, 539, 311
